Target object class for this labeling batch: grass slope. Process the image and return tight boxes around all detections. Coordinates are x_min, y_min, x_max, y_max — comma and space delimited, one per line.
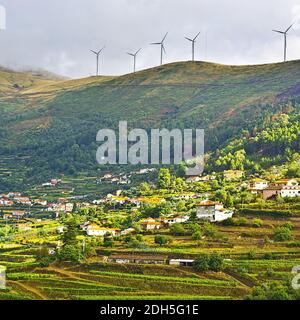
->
1, 60, 300, 188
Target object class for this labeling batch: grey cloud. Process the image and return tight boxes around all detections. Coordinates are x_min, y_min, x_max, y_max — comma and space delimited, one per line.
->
0, 0, 299, 77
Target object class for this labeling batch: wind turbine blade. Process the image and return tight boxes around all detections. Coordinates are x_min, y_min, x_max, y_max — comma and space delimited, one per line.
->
185, 37, 193, 42
162, 32, 168, 43
100, 46, 105, 53
91, 50, 98, 55
272, 30, 284, 34
135, 48, 142, 55
285, 24, 293, 33
162, 44, 166, 54
193, 32, 201, 41
150, 42, 161, 45
127, 52, 134, 56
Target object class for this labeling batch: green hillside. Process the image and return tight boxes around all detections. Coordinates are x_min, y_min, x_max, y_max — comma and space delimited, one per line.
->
1, 60, 300, 190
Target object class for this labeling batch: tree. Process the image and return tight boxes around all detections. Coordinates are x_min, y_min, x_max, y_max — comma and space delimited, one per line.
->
202, 222, 217, 237
172, 177, 186, 192
193, 254, 210, 272
177, 200, 186, 212
154, 235, 169, 246
158, 201, 172, 216
225, 194, 234, 208
139, 182, 152, 195
189, 223, 201, 233
103, 237, 114, 247
274, 227, 293, 242
286, 161, 300, 178
58, 244, 81, 262
170, 223, 185, 236
62, 217, 79, 246
209, 253, 224, 271
158, 168, 171, 189
192, 230, 202, 240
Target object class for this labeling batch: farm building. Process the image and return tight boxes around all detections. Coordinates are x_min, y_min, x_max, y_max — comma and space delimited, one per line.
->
169, 259, 194, 267
107, 254, 167, 265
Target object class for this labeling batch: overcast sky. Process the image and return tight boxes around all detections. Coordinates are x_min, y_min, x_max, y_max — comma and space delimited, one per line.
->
0, 0, 300, 78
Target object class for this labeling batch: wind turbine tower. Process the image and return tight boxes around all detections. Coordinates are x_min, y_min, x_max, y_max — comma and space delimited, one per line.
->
151, 32, 168, 66
185, 32, 200, 61
272, 24, 293, 62
127, 48, 142, 73
91, 46, 105, 76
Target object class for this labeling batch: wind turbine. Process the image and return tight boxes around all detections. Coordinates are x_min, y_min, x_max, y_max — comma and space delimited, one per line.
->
90, 46, 105, 76
272, 24, 293, 62
185, 32, 200, 61
127, 48, 142, 73
150, 32, 168, 66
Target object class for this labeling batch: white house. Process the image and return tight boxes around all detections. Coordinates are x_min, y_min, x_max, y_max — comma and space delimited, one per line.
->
86, 224, 120, 236
140, 218, 161, 231
280, 186, 300, 198
195, 200, 233, 222
163, 215, 189, 226
120, 228, 135, 236
248, 178, 269, 194
273, 178, 298, 187
263, 179, 300, 200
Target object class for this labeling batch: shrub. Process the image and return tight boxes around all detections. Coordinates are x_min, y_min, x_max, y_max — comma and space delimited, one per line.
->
252, 218, 263, 228
154, 235, 169, 246
202, 222, 217, 237
170, 223, 185, 236
274, 227, 293, 242
266, 267, 274, 277
103, 237, 114, 247
237, 217, 248, 226
282, 222, 293, 230
192, 230, 202, 240
247, 249, 257, 260
38, 255, 55, 267
263, 252, 274, 260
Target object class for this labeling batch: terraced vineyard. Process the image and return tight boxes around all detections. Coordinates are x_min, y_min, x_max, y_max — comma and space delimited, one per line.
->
1, 214, 299, 300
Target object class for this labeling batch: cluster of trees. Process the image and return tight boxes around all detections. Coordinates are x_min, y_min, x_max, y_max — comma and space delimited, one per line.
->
193, 253, 224, 272
249, 114, 300, 157
214, 149, 246, 171
246, 282, 300, 300
206, 111, 300, 175
157, 168, 186, 192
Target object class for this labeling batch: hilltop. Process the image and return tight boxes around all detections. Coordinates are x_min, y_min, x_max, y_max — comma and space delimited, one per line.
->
0, 60, 300, 189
